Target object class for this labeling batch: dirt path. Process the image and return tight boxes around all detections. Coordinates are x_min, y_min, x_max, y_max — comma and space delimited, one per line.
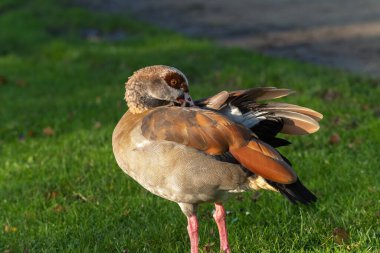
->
78, 0, 380, 77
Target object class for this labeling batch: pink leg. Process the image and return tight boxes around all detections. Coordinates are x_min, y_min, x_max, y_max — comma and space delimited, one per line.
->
187, 214, 199, 253
213, 203, 230, 253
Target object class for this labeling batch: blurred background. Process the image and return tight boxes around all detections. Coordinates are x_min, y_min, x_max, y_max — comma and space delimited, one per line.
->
78, 0, 380, 77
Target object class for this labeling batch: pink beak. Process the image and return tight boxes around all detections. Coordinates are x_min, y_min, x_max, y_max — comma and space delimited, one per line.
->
184, 92, 194, 106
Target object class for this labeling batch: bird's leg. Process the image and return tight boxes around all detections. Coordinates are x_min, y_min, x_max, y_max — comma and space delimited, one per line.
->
179, 203, 199, 253
187, 214, 199, 253
213, 203, 230, 253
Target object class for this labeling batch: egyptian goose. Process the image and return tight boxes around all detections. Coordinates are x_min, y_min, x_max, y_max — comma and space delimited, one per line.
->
112, 65, 322, 253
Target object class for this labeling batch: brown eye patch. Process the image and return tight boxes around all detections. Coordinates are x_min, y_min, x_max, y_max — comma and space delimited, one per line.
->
170, 79, 177, 86
164, 72, 186, 90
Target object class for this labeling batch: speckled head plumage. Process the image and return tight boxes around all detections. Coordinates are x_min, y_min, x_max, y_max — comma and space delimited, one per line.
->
125, 65, 193, 113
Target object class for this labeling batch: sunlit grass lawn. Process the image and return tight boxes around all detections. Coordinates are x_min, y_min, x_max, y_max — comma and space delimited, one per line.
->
1, 1, 379, 252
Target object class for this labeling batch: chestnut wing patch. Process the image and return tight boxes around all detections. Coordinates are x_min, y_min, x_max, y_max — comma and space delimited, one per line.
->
141, 107, 251, 155
141, 107, 298, 184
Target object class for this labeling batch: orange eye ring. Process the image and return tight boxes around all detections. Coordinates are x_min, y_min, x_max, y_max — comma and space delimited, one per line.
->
170, 79, 177, 86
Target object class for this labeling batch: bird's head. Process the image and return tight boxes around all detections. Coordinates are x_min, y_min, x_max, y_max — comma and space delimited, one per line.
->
125, 65, 194, 113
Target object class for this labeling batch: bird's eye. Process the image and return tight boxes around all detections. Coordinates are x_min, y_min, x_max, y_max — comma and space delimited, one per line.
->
170, 79, 177, 86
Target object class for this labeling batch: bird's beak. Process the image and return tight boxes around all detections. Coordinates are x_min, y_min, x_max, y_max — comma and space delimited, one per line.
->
176, 92, 194, 107
184, 92, 194, 106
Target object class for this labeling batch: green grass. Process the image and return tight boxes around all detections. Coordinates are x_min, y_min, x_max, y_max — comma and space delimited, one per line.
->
1, 1, 379, 252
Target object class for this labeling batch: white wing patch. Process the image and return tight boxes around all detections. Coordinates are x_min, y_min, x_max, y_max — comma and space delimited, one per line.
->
221, 104, 265, 128
230, 105, 242, 116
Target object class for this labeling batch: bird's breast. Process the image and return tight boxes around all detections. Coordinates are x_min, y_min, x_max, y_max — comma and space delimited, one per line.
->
112, 113, 250, 204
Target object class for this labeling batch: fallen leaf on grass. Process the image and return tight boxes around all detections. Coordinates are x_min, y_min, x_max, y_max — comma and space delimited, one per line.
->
361, 104, 370, 110
331, 116, 341, 126
27, 130, 35, 137
322, 89, 340, 102
329, 133, 340, 145
47, 191, 59, 200
122, 209, 130, 217
94, 121, 102, 129
348, 119, 359, 129
333, 227, 350, 245
73, 192, 89, 202
347, 138, 362, 149
0, 75, 8, 85
3, 224, 17, 233
95, 96, 102, 104
373, 106, 380, 118
202, 242, 215, 253
367, 186, 377, 193
15, 79, 28, 87
53, 204, 64, 213
345, 243, 360, 251
18, 131, 35, 141
43, 127, 55, 137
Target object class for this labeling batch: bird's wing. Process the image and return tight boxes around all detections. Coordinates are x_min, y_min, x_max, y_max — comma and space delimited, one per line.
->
141, 106, 296, 184
195, 87, 323, 147
195, 87, 293, 110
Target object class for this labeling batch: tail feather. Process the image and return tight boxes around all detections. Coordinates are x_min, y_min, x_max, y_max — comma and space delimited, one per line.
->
263, 102, 323, 122
273, 111, 320, 135
229, 88, 294, 103
267, 179, 317, 205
